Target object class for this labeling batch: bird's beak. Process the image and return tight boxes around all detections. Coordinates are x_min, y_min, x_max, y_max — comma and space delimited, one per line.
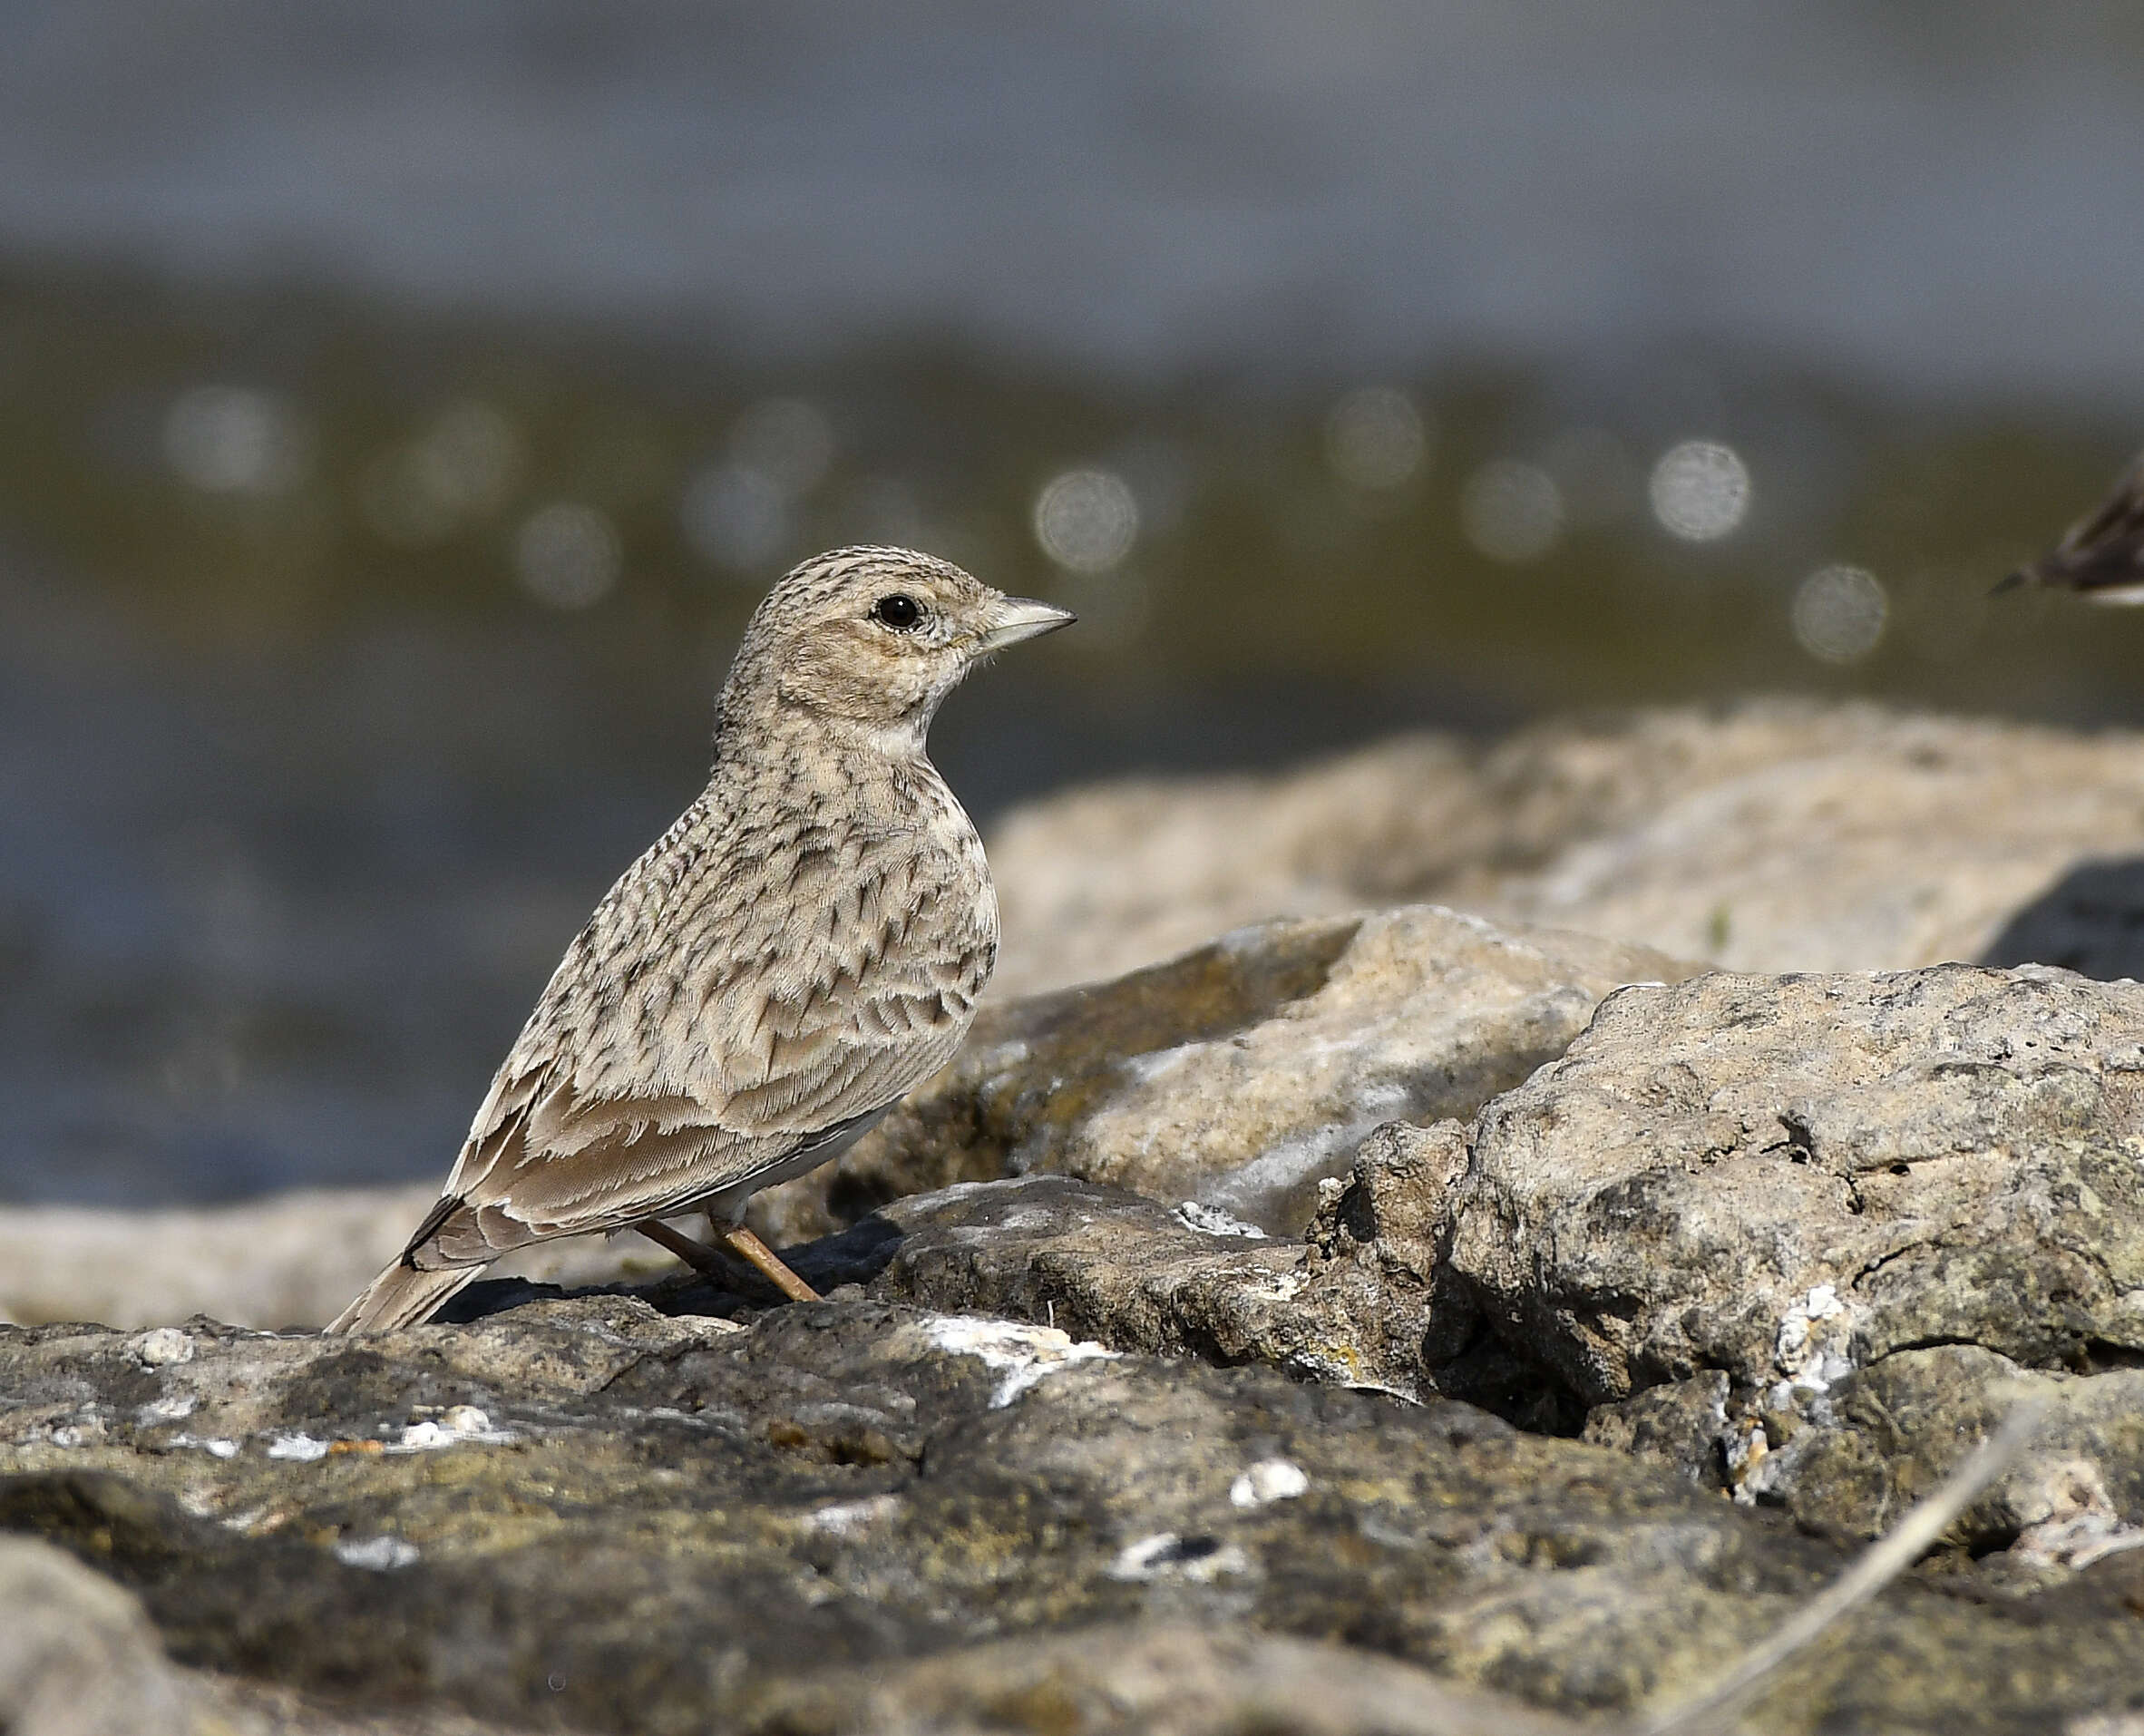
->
975, 596, 1077, 651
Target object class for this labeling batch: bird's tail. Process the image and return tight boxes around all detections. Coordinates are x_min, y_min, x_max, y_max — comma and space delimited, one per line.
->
325, 1260, 482, 1334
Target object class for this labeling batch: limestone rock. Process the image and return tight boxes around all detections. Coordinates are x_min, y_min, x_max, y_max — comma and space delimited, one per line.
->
836, 1175, 1401, 1391
0, 1186, 680, 1332
826, 961, 2144, 1558
758, 904, 1692, 1243
984, 701, 2144, 992
1447, 966, 2144, 1393
8, 1293, 2144, 1734
735, 1621, 1590, 1736
0, 1187, 439, 1332
1292, 964, 2144, 1534
1582, 1373, 1732, 1490
985, 735, 1492, 996
1747, 1344, 2144, 1583
0, 1535, 190, 1736
1494, 709, 2144, 977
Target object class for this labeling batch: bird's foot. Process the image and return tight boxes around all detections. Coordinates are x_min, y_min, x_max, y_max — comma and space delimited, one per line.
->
635, 1219, 821, 1303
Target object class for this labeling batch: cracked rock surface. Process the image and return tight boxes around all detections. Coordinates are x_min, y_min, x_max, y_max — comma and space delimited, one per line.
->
819, 963, 2144, 1582
757, 902, 1692, 1243
8, 1291, 2144, 1736
1224, 964, 2144, 1571
12, 718, 2144, 1732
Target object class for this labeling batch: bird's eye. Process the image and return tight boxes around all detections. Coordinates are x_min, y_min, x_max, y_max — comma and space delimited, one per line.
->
872, 593, 922, 630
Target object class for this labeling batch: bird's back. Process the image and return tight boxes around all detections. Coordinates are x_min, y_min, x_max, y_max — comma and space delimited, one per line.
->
425, 740, 995, 1261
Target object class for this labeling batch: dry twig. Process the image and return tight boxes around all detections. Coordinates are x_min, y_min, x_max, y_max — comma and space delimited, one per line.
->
1639, 1398, 2050, 1736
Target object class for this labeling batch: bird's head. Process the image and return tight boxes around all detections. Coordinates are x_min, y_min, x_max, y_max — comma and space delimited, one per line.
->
720, 546, 1074, 749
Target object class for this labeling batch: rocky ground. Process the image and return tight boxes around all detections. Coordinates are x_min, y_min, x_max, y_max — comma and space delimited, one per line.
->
11, 701, 2144, 1734
986, 698, 2144, 992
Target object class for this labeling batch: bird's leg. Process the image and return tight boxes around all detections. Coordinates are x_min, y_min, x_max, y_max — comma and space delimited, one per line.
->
720, 1224, 823, 1303
636, 1218, 736, 1281
634, 1218, 821, 1303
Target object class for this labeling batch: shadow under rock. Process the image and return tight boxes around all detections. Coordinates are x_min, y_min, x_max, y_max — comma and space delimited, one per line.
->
1981, 857, 2144, 980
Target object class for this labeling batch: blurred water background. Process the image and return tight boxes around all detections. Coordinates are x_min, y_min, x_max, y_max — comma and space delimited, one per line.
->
8, 2, 2144, 1204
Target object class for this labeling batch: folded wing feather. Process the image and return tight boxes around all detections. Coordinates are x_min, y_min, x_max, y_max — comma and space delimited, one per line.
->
404, 806, 992, 1271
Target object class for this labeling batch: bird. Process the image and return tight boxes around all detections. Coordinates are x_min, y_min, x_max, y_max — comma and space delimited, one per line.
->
327, 547, 1073, 1333
1996, 451, 2144, 602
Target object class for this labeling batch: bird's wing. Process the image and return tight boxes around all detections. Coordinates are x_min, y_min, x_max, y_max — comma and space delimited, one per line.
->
408, 793, 993, 1267
2003, 454, 2144, 600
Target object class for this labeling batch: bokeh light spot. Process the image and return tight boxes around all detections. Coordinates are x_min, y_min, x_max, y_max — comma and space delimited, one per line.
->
163, 385, 311, 496
1791, 564, 1887, 664
1460, 459, 1564, 563
361, 400, 523, 546
1649, 439, 1750, 541
1034, 467, 1138, 572
515, 502, 621, 610
420, 402, 521, 513
1325, 387, 1428, 492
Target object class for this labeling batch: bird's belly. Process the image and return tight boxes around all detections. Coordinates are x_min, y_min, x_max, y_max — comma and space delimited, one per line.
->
695, 1106, 892, 1224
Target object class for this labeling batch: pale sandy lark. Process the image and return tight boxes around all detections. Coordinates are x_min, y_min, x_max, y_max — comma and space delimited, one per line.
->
328, 546, 1072, 1333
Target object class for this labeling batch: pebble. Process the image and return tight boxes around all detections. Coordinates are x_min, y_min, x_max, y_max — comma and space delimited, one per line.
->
134, 1327, 193, 1367
1230, 1458, 1310, 1507
335, 1536, 420, 1572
